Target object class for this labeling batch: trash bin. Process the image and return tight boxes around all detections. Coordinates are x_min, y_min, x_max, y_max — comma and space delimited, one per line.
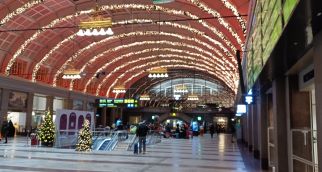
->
30, 133, 38, 145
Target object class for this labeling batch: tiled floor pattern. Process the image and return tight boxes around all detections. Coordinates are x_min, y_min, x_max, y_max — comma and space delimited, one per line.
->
0, 134, 255, 172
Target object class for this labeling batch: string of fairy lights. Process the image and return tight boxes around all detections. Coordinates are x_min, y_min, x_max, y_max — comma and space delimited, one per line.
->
63, 40, 237, 92
53, 38, 234, 87
32, 20, 238, 83
81, 48, 219, 92
79, 53, 231, 93
4, 3, 244, 76
105, 63, 236, 97
0, 1, 246, 98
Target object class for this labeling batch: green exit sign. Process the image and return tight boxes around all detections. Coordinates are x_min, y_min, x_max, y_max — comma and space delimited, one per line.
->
152, 0, 174, 4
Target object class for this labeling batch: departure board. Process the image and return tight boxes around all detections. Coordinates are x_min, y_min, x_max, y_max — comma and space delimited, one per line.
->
245, 0, 299, 89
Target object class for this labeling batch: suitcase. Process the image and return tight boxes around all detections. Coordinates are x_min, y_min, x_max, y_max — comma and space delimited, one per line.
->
133, 143, 139, 154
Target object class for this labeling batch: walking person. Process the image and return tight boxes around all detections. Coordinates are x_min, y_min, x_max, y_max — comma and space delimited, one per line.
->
136, 120, 149, 154
231, 123, 236, 143
1, 121, 9, 143
209, 123, 215, 138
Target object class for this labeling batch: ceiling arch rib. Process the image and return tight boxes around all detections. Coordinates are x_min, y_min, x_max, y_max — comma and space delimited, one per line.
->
32, 20, 238, 82
79, 53, 232, 95
54, 39, 236, 88
0, 1, 41, 25
101, 61, 236, 97
4, 2, 243, 74
81, 47, 223, 93
129, 70, 229, 97
36, 29, 232, 82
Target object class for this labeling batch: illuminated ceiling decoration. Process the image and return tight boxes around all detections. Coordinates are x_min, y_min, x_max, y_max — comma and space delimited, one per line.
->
0, 1, 248, 102
112, 85, 126, 94
103, 61, 233, 97
33, 21, 236, 83
54, 38, 235, 87
174, 85, 188, 93
77, 6, 113, 37
82, 47, 220, 92
148, 67, 168, 78
5, 3, 243, 75
0, 0, 42, 25
91, 55, 233, 96
140, 94, 151, 101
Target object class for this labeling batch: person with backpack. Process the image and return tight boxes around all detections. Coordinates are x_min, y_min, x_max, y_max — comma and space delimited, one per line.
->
1, 121, 9, 143
136, 121, 149, 154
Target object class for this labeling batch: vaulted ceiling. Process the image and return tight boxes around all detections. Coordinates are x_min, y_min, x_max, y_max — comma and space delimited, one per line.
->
0, 0, 249, 101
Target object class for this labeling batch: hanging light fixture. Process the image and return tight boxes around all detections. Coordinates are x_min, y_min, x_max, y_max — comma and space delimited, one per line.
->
187, 94, 199, 101
63, 12, 81, 80
112, 85, 126, 93
140, 94, 151, 101
77, 4, 113, 37
62, 65, 81, 79
148, 67, 168, 78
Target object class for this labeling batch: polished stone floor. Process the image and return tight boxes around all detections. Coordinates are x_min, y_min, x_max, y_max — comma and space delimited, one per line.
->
0, 134, 262, 172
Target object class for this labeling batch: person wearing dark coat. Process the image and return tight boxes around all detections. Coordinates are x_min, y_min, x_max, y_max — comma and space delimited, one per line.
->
209, 123, 215, 138
1, 121, 9, 143
8, 120, 15, 137
136, 121, 149, 154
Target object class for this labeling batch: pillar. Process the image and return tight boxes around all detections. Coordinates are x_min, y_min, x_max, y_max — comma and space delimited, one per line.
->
248, 105, 253, 151
258, 92, 269, 169
252, 103, 260, 159
272, 77, 289, 172
0, 88, 10, 125
101, 107, 107, 127
63, 98, 73, 110
313, 31, 322, 172
25, 93, 34, 132
46, 96, 54, 116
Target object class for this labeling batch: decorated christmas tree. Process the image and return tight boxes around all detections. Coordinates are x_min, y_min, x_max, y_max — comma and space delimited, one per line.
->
75, 119, 92, 152
37, 111, 55, 146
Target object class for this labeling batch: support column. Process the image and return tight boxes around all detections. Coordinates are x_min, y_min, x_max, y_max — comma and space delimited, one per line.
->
63, 99, 73, 110
313, 32, 322, 172
248, 105, 253, 151
0, 89, 10, 125
242, 114, 248, 146
101, 107, 107, 127
252, 103, 260, 159
25, 93, 34, 132
272, 77, 289, 172
46, 96, 54, 116
258, 92, 269, 169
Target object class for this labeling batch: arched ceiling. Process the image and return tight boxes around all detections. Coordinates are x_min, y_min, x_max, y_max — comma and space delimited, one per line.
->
0, 0, 249, 100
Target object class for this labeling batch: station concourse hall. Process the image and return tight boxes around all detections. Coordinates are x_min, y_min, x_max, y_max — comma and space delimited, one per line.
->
0, 0, 322, 172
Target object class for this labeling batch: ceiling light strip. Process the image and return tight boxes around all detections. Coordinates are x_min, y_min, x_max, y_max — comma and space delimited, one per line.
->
104, 62, 236, 97
53, 38, 233, 87
0, 1, 41, 25
82, 48, 221, 92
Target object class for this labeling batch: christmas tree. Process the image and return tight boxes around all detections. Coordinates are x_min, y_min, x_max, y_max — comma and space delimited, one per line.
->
75, 119, 92, 152
37, 111, 55, 146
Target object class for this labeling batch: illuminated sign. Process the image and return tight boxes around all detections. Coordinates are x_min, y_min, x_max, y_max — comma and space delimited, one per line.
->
245, 96, 253, 104
236, 104, 247, 114
113, 99, 124, 104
